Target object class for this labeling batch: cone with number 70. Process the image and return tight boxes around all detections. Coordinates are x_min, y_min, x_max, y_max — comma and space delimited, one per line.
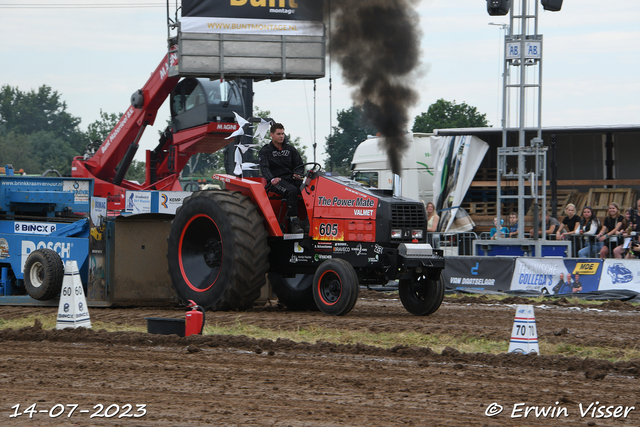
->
508, 304, 539, 354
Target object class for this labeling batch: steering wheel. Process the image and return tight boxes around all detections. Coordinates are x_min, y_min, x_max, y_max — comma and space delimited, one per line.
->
293, 162, 322, 177
294, 162, 322, 192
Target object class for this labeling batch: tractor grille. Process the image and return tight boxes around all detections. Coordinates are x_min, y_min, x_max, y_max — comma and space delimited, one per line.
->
391, 204, 426, 228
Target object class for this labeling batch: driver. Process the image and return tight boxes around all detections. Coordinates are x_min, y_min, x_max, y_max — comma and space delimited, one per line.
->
259, 123, 305, 234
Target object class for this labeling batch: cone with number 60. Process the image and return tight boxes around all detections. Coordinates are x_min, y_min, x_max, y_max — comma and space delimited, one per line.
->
56, 261, 91, 329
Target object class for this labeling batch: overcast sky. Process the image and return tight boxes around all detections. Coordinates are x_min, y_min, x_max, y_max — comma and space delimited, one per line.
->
2, 0, 639, 165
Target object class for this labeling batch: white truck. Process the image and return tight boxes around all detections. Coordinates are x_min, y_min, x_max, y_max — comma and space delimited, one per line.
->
350, 133, 435, 205
351, 133, 489, 234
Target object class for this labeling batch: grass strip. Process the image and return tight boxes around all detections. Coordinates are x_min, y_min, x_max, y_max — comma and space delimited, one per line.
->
2, 313, 640, 362
445, 292, 640, 306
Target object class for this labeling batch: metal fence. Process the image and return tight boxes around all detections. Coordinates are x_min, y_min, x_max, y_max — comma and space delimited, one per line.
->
428, 232, 478, 256
428, 231, 628, 259
566, 234, 622, 258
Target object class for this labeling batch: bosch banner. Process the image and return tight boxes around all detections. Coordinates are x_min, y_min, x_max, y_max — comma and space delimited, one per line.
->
181, 0, 324, 36
443, 256, 515, 292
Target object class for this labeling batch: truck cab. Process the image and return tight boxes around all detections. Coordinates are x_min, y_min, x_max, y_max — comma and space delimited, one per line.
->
350, 133, 435, 205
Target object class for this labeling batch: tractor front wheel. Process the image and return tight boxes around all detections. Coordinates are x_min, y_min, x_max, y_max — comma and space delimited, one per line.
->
167, 190, 270, 311
312, 259, 359, 316
398, 270, 444, 316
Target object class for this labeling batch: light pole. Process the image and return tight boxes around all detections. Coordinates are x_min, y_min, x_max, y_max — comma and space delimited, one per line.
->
488, 23, 509, 128
486, 0, 562, 245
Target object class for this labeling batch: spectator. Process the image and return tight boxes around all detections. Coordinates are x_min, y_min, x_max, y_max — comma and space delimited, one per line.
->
597, 202, 624, 258
619, 208, 632, 235
577, 206, 601, 258
529, 212, 561, 238
613, 205, 639, 258
556, 203, 580, 240
426, 202, 439, 233
508, 212, 518, 238
572, 272, 583, 293
490, 217, 509, 240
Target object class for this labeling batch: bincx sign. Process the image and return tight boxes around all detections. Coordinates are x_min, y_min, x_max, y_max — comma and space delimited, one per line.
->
14, 221, 57, 235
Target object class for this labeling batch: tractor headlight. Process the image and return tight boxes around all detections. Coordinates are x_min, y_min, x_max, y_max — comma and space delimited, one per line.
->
391, 229, 402, 239
411, 229, 423, 239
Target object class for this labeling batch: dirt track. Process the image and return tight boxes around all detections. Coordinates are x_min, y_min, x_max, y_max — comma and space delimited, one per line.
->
2, 292, 640, 426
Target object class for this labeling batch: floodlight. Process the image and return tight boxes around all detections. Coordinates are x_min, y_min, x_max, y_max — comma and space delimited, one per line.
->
487, 0, 510, 16
541, 0, 563, 11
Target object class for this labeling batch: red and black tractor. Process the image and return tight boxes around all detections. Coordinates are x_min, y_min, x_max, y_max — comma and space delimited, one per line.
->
166, 163, 445, 316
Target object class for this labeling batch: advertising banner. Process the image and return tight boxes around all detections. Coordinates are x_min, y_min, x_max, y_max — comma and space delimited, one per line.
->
598, 259, 640, 292
154, 191, 192, 215
510, 258, 603, 296
88, 197, 107, 302
443, 256, 515, 292
125, 191, 151, 214
181, 0, 324, 36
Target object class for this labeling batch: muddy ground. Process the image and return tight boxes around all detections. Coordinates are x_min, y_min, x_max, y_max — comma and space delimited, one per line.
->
1, 291, 640, 426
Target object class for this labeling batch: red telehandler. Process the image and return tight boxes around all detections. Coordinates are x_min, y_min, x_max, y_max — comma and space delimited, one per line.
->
71, 52, 242, 211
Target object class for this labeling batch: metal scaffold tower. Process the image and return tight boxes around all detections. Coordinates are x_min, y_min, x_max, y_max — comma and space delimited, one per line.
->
496, 0, 547, 241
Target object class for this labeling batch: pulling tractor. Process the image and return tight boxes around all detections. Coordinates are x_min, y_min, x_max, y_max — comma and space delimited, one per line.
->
167, 162, 445, 316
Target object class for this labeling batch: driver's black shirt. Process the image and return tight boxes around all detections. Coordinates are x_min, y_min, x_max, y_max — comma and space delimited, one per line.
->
258, 141, 303, 183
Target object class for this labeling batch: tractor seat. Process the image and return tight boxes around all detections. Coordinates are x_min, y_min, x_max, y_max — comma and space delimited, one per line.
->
260, 179, 308, 234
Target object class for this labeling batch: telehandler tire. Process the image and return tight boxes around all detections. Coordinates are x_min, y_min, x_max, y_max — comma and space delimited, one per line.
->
167, 190, 270, 311
269, 273, 318, 311
24, 248, 65, 301
398, 270, 444, 316
312, 259, 359, 316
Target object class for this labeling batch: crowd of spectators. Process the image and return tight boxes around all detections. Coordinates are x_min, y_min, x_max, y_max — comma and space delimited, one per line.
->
487, 198, 639, 258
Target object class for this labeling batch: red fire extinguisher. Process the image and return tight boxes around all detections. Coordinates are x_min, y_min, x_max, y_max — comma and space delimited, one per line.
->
185, 300, 205, 337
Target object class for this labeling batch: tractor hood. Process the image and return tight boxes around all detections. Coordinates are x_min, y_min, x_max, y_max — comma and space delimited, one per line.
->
308, 174, 427, 245
312, 175, 380, 221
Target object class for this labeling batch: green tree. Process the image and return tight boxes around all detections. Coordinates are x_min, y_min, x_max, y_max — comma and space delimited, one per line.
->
0, 132, 39, 173
412, 99, 489, 133
0, 85, 85, 175
28, 131, 78, 176
0, 84, 85, 152
324, 106, 376, 175
85, 109, 121, 143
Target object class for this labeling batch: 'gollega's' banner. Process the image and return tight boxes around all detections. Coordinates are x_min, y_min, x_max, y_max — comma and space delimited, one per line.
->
510, 258, 604, 296
181, 0, 324, 35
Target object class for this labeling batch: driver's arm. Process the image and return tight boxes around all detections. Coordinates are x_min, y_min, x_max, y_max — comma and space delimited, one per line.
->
292, 148, 304, 179
258, 147, 275, 183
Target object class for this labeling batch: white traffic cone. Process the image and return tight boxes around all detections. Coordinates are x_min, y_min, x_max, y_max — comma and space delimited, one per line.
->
508, 304, 539, 355
56, 261, 91, 330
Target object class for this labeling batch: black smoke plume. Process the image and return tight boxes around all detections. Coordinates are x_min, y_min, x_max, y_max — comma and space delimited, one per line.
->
329, 0, 422, 175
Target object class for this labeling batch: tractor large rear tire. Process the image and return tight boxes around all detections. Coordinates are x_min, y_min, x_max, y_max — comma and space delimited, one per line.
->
269, 273, 318, 311
398, 270, 444, 316
167, 190, 270, 311
24, 248, 64, 301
